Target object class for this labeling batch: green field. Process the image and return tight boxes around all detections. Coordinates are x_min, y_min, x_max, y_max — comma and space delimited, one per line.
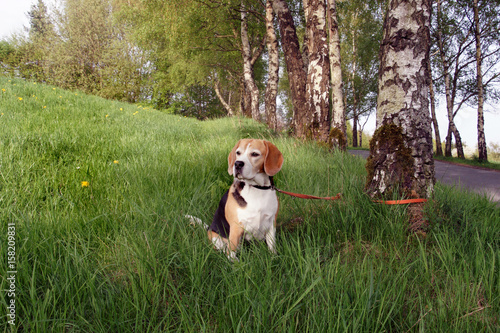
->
1, 77, 499, 332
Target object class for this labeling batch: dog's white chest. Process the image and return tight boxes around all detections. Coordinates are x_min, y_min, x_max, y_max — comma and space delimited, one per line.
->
237, 187, 278, 241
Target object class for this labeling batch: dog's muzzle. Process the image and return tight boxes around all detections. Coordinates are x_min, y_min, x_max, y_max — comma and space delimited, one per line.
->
234, 161, 244, 177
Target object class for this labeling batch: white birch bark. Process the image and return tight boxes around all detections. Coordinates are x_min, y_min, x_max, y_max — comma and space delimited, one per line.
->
241, 1, 260, 120
473, 0, 487, 162
214, 78, 234, 116
265, 0, 279, 131
436, 0, 465, 159
328, 0, 346, 148
305, 0, 330, 141
370, 0, 435, 198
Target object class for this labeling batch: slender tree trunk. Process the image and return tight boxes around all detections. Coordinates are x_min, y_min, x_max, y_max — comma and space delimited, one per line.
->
473, 0, 487, 162
241, 1, 260, 121
358, 123, 363, 148
214, 78, 234, 116
352, 111, 358, 147
359, 116, 370, 148
436, 0, 464, 159
350, 27, 358, 147
328, 0, 346, 149
272, 0, 308, 137
305, 0, 330, 141
239, 80, 249, 116
428, 58, 442, 156
265, 0, 279, 131
427, 3, 442, 157
367, 0, 435, 199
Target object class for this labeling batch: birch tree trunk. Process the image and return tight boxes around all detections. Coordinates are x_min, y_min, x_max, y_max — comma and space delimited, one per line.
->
214, 77, 234, 116
427, 4, 442, 156
428, 57, 442, 156
272, 0, 308, 137
352, 109, 359, 147
350, 20, 359, 147
436, 0, 465, 159
473, 0, 487, 162
328, 0, 346, 149
240, 80, 250, 117
366, 0, 435, 199
241, 1, 260, 121
265, 0, 279, 131
305, 0, 330, 141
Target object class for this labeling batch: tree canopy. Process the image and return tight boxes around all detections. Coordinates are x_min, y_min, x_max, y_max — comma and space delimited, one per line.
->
1, 0, 498, 156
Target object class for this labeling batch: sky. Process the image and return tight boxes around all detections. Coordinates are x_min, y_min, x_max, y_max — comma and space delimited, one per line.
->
1, 0, 499, 149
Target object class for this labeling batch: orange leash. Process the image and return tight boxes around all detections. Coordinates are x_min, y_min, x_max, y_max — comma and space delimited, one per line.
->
274, 187, 342, 201
274, 186, 425, 204
271, 177, 425, 204
374, 198, 427, 205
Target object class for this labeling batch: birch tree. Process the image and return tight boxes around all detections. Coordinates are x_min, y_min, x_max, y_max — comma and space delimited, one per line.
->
433, 0, 500, 160
366, 0, 435, 199
305, 0, 330, 140
328, 0, 346, 149
434, 0, 466, 158
338, 0, 382, 147
472, 0, 487, 162
467, 0, 500, 162
241, 1, 261, 120
428, 58, 443, 156
427, 2, 443, 156
265, 0, 279, 130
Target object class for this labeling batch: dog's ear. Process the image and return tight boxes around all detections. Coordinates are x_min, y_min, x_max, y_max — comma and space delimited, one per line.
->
264, 141, 284, 176
228, 140, 241, 175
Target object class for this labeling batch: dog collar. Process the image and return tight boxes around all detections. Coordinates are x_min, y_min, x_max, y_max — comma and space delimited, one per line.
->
249, 176, 275, 191
251, 184, 273, 190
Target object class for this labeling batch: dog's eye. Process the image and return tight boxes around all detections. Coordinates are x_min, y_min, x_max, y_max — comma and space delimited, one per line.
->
236, 151, 241, 156
251, 152, 260, 157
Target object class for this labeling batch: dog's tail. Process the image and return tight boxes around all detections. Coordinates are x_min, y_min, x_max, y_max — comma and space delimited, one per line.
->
185, 215, 209, 230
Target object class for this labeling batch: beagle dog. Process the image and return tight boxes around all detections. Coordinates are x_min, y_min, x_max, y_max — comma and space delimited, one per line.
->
188, 139, 283, 260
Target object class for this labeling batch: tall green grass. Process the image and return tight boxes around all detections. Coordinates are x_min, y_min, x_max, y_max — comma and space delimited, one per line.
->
0, 77, 498, 332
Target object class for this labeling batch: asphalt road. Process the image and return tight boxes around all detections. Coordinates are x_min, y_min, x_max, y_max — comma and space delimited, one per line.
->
349, 150, 500, 204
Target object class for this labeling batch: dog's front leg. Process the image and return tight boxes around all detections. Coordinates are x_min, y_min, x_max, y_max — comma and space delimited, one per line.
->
265, 227, 277, 254
227, 225, 244, 261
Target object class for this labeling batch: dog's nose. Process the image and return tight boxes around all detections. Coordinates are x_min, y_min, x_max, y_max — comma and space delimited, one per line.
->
235, 161, 244, 170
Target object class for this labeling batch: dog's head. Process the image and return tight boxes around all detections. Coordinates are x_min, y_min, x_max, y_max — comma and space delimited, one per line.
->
228, 139, 283, 180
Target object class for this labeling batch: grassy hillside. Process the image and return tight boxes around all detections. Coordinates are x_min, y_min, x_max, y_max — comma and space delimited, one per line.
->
0, 77, 499, 332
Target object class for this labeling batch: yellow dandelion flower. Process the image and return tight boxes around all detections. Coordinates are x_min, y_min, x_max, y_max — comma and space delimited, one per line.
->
18, 97, 22, 101
120, 108, 123, 111
1, 113, 4, 116
81, 181, 89, 188
105, 114, 109, 118
53, 88, 56, 90
113, 160, 119, 164
43, 106, 47, 109
1, 88, 5, 92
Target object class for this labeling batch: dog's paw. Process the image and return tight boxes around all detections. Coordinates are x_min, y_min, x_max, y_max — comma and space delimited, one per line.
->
185, 215, 209, 229
227, 252, 239, 262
